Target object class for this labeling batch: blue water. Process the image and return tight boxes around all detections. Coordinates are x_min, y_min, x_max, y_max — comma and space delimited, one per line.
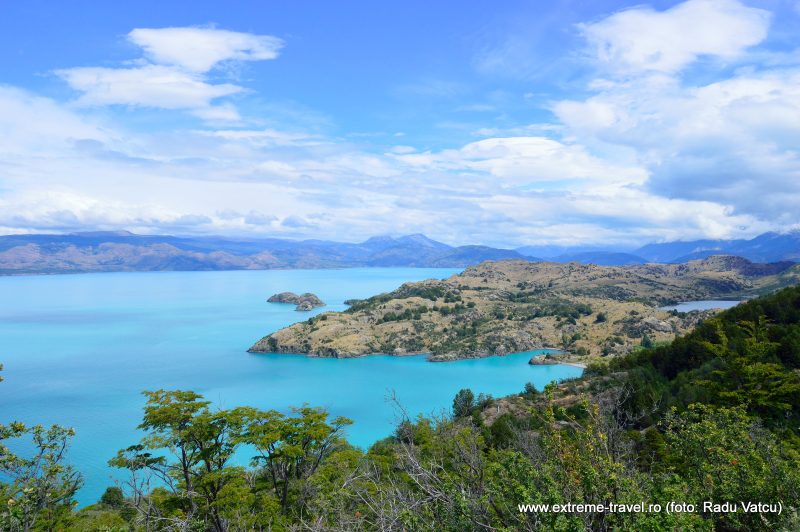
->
660, 300, 741, 312
0, 268, 582, 505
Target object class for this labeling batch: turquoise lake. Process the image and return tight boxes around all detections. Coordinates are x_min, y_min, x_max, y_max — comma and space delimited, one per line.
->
0, 268, 583, 505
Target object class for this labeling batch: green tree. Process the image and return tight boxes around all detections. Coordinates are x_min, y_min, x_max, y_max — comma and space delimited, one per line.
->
0, 422, 82, 531
111, 390, 252, 531
0, 365, 82, 531
238, 405, 352, 514
777, 325, 800, 367
522, 382, 539, 398
640, 333, 654, 349
452, 388, 475, 418
99, 486, 124, 509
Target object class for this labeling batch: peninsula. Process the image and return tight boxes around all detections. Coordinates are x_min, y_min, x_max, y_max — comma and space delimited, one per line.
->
249, 256, 800, 361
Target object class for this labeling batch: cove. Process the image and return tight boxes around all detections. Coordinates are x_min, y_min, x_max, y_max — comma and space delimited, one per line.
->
0, 268, 583, 505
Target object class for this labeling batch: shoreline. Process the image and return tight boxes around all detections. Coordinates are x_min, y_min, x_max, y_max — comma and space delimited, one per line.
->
252, 347, 580, 366
527, 349, 588, 369
561, 361, 588, 369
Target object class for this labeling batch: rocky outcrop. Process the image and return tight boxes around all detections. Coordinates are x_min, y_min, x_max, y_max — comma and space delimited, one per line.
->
529, 353, 560, 365
267, 292, 325, 311
638, 317, 674, 334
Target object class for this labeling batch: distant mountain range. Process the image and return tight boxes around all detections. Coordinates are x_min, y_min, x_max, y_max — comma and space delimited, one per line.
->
0, 231, 527, 274
544, 251, 649, 266
0, 230, 798, 275
516, 231, 800, 265
631, 231, 800, 263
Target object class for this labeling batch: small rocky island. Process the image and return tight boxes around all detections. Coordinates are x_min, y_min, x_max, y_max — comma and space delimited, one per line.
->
267, 292, 325, 311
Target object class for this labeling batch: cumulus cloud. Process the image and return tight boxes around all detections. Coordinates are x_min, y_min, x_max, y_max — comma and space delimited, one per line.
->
477, 186, 767, 244
395, 136, 646, 186
56, 27, 283, 122
581, 0, 770, 73
0, 189, 191, 232
543, 0, 800, 232
128, 27, 283, 73
57, 65, 242, 109
554, 68, 800, 223
0, 189, 288, 235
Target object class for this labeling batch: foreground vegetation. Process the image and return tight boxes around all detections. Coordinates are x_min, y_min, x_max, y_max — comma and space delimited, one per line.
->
2, 286, 800, 530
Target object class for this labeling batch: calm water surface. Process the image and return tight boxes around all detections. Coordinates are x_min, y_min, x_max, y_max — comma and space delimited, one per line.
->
660, 300, 741, 312
0, 268, 582, 504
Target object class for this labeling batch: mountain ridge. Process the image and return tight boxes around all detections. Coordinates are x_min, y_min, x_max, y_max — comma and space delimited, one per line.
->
0, 232, 530, 274
0, 230, 798, 275
632, 230, 800, 263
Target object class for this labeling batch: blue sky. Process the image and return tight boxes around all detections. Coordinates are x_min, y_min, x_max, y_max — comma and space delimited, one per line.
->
1, 0, 799, 246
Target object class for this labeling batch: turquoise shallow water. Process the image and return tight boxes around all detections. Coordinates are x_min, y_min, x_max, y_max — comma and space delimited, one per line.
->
0, 268, 582, 505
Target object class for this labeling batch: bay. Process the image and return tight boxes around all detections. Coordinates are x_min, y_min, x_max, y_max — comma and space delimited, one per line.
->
0, 268, 582, 505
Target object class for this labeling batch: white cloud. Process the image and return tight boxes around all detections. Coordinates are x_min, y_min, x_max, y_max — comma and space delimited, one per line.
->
581, 0, 770, 73
478, 185, 767, 244
128, 27, 283, 73
0, 85, 109, 156
395, 136, 646, 186
190, 102, 242, 123
388, 145, 416, 154
57, 65, 242, 109
0, 188, 288, 234
200, 128, 324, 147
554, 68, 800, 221
0, 189, 189, 232
56, 27, 282, 122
